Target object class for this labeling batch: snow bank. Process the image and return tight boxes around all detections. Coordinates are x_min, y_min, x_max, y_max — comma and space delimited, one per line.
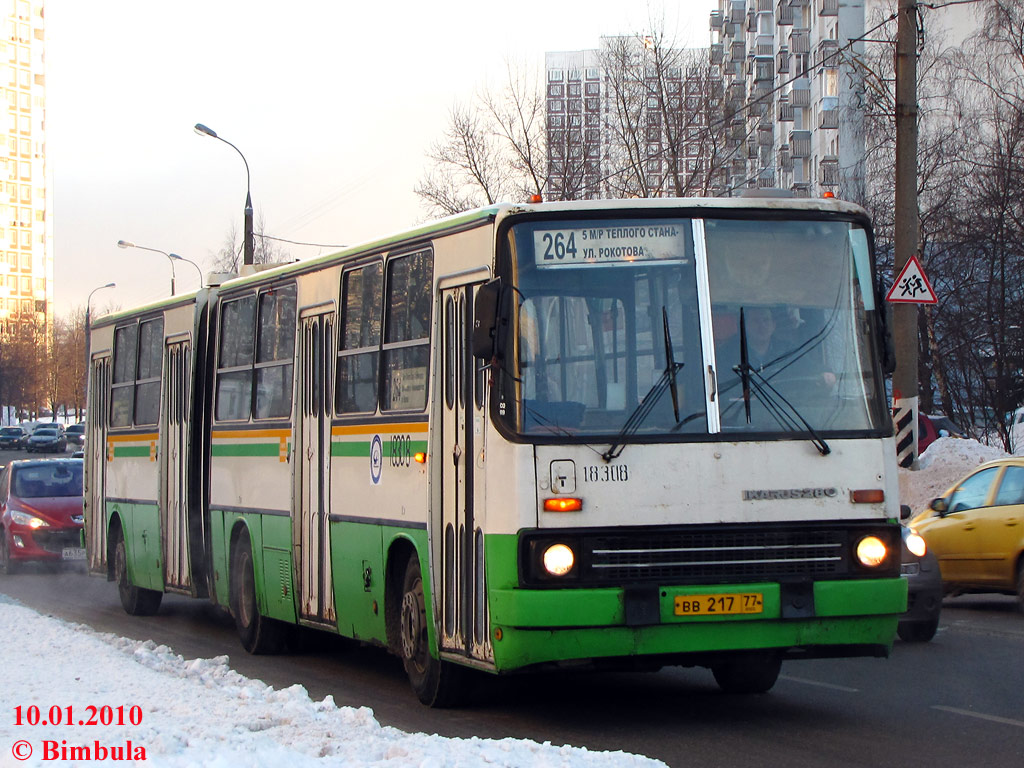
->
0, 598, 664, 768
898, 437, 1009, 515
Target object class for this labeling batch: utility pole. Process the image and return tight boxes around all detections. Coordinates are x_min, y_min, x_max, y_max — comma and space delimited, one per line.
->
892, 0, 920, 468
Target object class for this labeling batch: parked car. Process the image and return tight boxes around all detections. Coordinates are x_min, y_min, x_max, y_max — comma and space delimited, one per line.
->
897, 520, 943, 641
65, 423, 85, 447
25, 424, 67, 453
0, 458, 85, 573
0, 426, 28, 450
918, 413, 966, 454
910, 457, 1024, 612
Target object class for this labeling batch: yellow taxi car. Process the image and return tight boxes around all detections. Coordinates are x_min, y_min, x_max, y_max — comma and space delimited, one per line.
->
910, 457, 1024, 612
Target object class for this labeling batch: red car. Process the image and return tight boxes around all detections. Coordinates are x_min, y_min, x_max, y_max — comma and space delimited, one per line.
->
0, 458, 84, 573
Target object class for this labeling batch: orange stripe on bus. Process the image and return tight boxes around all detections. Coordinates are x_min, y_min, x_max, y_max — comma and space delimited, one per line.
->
332, 422, 428, 436
106, 433, 159, 443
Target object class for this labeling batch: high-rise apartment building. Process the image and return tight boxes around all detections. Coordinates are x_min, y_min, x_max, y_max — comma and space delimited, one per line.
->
545, 37, 724, 201
711, 0, 867, 198
0, 0, 48, 334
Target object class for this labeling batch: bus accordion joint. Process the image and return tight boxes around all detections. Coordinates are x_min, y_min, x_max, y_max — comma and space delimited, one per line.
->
543, 497, 582, 512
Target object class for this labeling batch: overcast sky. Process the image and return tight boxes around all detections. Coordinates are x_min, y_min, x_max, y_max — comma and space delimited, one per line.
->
45, 0, 716, 315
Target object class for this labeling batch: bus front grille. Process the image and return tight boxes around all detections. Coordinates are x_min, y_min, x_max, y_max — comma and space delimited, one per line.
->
520, 522, 901, 586
586, 528, 845, 582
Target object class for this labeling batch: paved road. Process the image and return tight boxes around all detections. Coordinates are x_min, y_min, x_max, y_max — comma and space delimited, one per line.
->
0, 566, 1021, 768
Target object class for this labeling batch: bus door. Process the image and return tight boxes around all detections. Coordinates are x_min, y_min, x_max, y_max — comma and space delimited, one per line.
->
438, 282, 492, 662
160, 338, 191, 591
295, 309, 336, 625
85, 355, 111, 576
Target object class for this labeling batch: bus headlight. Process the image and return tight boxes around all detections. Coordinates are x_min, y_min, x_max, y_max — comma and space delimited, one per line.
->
542, 543, 575, 577
855, 535, 888, 568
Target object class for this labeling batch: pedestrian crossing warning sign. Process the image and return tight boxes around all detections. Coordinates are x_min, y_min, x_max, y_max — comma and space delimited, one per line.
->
886, 254, 937, 304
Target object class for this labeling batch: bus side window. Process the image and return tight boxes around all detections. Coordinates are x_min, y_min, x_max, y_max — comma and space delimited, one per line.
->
336, 262, 383, 414
382, 249, 432, 411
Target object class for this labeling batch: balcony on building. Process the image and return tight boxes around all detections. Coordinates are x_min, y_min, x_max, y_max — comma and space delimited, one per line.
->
819, 0, 839, 16
754, 56, 775, 81
710, 9, 723, 29
728, 80, 746, 104
790, 78, 811, 107
820, 155, 840, 186
711, 42, 724, 65
790, 181, 811, 197
747, 8, 757, 32
757, 0, 774, 10
731, 40, 746, 62
729, 0, 745, 24
732, 157, 748, 175
757, 169, 777, 189
756, 34, 774, 57
778, 144, 793, 171
757, 124, 774, 146
789, 129, 812, 158
777, 95, 795, 121
777, 46, 790, 73
789, 29, 810, 55
747, 138, 759, 159
816, 38, 839, 67
789, 0, 810, 7
777, 0, 794, 26
819, 107, 839, 129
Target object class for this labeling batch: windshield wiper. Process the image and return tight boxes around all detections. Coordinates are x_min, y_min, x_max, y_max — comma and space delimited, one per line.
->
603, 308, 684, 461
731, 308, 831, 456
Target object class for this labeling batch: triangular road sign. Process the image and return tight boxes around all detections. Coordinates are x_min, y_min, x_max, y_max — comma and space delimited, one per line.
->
886, 254, 937, 304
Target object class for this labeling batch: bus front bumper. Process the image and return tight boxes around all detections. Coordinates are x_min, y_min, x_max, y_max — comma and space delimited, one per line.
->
487, 578, 907, 671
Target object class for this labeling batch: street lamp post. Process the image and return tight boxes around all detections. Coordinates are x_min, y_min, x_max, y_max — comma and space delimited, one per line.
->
169, 253, 204, 288
194, 123, 254, 267
117, 239, 176, 295
84, 280, 116, 390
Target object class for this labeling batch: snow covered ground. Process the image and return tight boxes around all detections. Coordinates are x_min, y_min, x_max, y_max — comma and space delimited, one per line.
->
0, 596, 665, 767
0, 436, 998, 768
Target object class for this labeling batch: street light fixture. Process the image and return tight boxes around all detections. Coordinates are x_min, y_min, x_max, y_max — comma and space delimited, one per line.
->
169, 253, 204, 288
194, 122, 254, 267
84, 281, 115, 377
117, 239, 177, 295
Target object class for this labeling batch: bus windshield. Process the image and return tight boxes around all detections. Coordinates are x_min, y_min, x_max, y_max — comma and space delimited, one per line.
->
503, 215, 887, 440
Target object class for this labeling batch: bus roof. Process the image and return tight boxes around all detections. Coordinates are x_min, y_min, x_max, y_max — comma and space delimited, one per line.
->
90, 196, 869, 327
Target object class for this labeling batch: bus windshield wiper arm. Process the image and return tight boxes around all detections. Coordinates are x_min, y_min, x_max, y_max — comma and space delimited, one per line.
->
603, 308, 684, 462
730, 363, 831, 456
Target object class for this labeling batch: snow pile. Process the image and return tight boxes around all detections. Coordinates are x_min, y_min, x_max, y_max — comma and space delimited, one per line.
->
898, 436, 1008, 515
0, 598, 664, 768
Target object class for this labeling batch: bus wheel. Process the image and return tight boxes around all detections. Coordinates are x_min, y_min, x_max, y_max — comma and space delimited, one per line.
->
112, 527, 162, 616
399, 553, 466, 707
229, 529, 285, 654
711, 653, 782, 694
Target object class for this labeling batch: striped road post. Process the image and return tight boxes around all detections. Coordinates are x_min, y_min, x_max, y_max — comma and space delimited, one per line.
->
893, 395, 918, 468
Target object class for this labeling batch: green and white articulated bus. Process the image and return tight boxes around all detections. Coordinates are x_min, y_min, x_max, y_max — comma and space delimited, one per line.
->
84, 197, 906, 706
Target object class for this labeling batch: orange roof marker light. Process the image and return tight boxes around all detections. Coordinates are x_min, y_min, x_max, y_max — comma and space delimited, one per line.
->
823, 191, 835, 198
529, 194, 543, 203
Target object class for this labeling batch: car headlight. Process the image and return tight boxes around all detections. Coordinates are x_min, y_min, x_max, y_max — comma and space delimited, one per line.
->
10, 510, 49, 529
905, 531, 927, 558
855, 535, 888, 568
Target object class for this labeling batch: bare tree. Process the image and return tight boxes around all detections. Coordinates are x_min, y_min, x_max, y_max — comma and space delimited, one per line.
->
210, 211, 291, 273
600, 31, 728, 198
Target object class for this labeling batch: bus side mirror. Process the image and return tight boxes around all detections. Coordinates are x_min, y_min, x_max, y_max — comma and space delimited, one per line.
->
472, 278, 506, 360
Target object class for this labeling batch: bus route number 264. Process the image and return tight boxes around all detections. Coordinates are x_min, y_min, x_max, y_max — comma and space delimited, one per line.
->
583, 464, 629, 483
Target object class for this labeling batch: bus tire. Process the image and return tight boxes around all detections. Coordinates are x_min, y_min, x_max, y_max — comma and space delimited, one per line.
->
399, 553, 466, 707
230, 528, 285, 655
711, 653, 782, 694
112, 527, 162, 616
